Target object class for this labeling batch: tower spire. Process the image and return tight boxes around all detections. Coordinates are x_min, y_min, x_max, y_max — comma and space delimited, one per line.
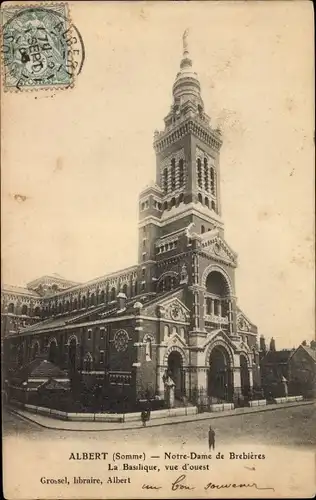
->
171, 30, 203, 110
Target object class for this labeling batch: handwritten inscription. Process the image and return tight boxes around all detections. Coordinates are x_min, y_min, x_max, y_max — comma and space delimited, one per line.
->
142, 474, 275, 492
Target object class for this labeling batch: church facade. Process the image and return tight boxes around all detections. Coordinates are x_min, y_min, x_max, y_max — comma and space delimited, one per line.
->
2, 35, 260, 408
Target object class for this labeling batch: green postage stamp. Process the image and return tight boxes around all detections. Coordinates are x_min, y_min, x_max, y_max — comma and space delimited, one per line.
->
1, 3, 84, 91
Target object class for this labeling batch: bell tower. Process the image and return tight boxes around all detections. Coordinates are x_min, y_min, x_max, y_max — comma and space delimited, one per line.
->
153, 29, 224, 238
137, 30, 230, 298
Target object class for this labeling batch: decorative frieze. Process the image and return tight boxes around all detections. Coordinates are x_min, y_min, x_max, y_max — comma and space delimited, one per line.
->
154, 119, 222, 153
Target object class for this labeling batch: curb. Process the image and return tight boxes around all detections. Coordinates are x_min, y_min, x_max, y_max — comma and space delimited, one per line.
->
7, 400, 315, 433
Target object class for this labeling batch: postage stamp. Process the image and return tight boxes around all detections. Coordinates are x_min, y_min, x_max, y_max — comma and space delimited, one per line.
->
1, 2, 85, 91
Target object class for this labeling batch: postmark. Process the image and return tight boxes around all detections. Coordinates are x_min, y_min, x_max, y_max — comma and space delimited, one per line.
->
1, 3, 85, 91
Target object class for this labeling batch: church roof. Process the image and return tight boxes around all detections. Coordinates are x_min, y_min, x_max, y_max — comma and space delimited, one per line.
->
289, 344, 316, 363
2, 284, 41, 298
18, 302, 109, 335
13, 288, 185, 337
12, 356, 68, 382
302, 345, 316, 361
261, 350, 294, 365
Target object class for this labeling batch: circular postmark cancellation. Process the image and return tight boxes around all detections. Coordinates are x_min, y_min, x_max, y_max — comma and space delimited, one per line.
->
1, 3, 85, 91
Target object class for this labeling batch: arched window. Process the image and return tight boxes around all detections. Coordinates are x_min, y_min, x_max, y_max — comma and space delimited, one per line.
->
178, 192, 184, 204
170, 197, 176, 208
81, 296, 86, 308
99, 290, 105, 304
73, 298, 78, 310
91, 293, 96, 306
68, 336, 77, 371
171, 158, 176, 191
211, 200, 216, 211
205, 271, 230, 297
180, 327, 185, 338
201, 225, 205, 234
145, 336, 153, 361
163, 168, 168, 194
198, 193, 203, 204
204, 158, 209, 191
34, 306, 40, 317
205, 197, 209, 208
8, 303, 14, 314
172, 326, 178, 335
110, 287, 116, 301
66, 301, 70, 312
179, 159, 184, 187
21, 304, 28, 315
210, 167, 216, 195
122, 283, 128, 297
164, 325, 170, 338
58, 302, 62, 314
197, 158, 202, 187
165, 276, 172, 291
163, 201, 168, 210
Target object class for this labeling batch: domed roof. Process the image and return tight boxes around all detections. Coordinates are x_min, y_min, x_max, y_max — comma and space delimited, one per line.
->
172, 30, 203, 108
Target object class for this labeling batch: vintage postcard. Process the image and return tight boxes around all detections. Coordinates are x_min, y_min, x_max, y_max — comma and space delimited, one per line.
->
1, 1, 315, 499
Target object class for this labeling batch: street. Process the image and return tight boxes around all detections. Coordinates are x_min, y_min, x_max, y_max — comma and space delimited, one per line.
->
3, 404, 316, 499
3, 403, 316, 448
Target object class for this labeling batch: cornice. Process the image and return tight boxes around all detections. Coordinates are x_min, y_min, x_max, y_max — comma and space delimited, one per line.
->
154, 118, 223, 154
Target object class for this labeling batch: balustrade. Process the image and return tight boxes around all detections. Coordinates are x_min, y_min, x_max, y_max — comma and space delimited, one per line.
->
205, 313, 229, 325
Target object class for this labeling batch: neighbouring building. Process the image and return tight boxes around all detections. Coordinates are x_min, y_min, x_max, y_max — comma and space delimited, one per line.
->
260, 349, 294, 398
288, 344, 316, 398
2, 33, 260, 410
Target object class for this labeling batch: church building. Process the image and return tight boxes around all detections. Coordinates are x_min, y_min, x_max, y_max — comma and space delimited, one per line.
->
2, 33, 260, 409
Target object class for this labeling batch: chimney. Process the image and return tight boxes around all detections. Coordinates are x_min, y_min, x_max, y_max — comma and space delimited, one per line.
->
260, 335, 267, 353
269, 337, 276, 352
117, 292, 127, 312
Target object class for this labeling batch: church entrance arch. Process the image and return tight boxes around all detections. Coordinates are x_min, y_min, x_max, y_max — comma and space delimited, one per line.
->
240, 354, 250, 398
167, 351, 185, 400
208, 345, 233, 402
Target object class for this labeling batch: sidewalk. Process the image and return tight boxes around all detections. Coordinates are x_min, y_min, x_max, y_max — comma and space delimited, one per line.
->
8, 400, 314, 432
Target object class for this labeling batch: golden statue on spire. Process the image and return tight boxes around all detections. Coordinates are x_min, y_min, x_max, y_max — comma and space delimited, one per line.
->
182, 28, 189, 55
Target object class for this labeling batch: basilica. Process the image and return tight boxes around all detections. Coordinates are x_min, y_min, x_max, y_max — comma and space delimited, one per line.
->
2, 34, 260, 409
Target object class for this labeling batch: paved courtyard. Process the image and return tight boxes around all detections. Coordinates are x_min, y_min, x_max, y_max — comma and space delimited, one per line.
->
3, 403, 316, 448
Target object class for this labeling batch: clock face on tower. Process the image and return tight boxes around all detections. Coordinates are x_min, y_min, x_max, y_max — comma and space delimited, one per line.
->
113, 329, 129, 352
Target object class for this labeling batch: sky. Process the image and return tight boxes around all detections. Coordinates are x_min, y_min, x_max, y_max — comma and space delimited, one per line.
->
1, 1, 314, 349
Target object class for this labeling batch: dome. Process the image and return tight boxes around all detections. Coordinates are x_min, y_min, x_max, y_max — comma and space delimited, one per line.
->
172, 31, 203, 108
